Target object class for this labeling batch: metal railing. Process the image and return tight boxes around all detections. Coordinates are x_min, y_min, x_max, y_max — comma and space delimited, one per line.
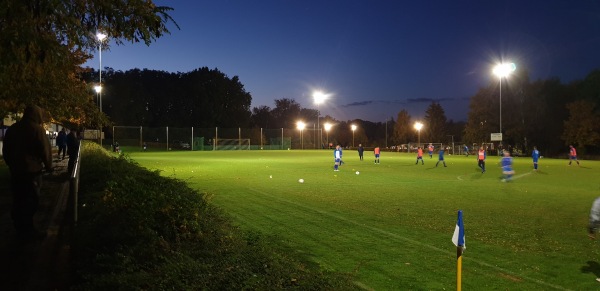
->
69, 141, 82, 223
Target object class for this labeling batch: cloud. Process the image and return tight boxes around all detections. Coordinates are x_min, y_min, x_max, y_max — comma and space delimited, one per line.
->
407, 97, 454, 103
343, 101, 374, 107
342, 97, 460, 108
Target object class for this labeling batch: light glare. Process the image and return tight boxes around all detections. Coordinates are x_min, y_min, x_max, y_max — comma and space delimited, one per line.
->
493, 63, 516, 78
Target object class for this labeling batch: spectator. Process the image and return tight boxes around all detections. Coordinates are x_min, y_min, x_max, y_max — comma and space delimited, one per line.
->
56, 127, 67, 160
2, 105, 53, 241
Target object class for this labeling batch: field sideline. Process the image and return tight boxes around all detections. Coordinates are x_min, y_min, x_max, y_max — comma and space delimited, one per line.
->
128, 149, 600, 290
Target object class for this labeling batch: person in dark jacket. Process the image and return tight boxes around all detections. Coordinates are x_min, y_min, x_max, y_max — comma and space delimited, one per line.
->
357, 144, 364, 161
2, 105, 53, 241
56, 127, 67, 160
66, 129, 80, 174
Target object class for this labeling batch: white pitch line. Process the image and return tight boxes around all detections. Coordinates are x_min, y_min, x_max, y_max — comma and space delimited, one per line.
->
248, 187, 571, 290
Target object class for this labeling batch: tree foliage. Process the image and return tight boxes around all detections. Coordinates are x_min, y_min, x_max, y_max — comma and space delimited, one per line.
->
392, 109, 413, 144
423, 102, 447, 142
562, 100, 600, 151
0, 0, 177, 126
93, 67, 252, 127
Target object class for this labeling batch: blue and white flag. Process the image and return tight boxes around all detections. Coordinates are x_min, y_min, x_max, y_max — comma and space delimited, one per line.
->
452, 210, 465, 249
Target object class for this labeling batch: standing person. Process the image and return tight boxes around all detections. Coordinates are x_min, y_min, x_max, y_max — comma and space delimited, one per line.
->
338, 145, 343, 166
589, 197, 600, 282
357, 144, 364, 161
568, 145, 580, 166
2, 105, 53, 241
416, 147, 424, 165
477, 146, 486, 173
463, 144, 469, 157
333, 145, 342, 171
428, 143, 434, 158
66, 129, 80, 174
501, 150, 514, 182
532, 146, 540, 171
435, 148, 447, 167
56, 127, 67, 160
374, 146, 380, 164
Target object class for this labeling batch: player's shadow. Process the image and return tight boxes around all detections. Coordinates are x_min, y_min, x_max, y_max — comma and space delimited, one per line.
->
581, 261, 600, 278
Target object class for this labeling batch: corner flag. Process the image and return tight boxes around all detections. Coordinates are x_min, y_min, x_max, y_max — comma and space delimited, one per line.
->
452, 210, 465, 291
452, 210, 465, 250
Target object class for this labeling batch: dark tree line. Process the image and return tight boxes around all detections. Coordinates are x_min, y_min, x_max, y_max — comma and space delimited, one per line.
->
84, 67, 252, 128
464, 69, 600, 155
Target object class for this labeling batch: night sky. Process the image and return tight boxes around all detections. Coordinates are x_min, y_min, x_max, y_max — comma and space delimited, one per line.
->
85, 1, 600, 123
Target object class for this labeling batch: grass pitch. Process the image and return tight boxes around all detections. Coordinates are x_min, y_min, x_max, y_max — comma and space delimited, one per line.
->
129, 149, 600, 290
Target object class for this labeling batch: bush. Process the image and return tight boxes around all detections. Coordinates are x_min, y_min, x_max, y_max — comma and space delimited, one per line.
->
72, 142, 353, 290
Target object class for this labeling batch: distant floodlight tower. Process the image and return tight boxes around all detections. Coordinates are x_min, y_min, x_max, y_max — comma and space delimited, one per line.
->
414, 122, 424, 148
324, 122, 333, 149
297, 121, 306, 150
96, 31, 107, 147
313, 91, 328, 149
351, 124, 357, 148
492, 62, 516, 135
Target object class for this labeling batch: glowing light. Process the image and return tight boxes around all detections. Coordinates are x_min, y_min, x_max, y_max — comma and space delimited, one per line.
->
492, 63, 516, 78
414, 122, 423, 131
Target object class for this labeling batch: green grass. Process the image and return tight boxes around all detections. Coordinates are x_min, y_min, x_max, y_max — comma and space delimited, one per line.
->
128, 149, 600, 290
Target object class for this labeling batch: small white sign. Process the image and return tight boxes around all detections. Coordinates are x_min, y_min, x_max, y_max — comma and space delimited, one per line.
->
490, 133, 503, 141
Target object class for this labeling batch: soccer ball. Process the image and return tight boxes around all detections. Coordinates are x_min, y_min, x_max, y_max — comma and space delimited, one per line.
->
298, 179, 304, 183
356, 171, 360, 175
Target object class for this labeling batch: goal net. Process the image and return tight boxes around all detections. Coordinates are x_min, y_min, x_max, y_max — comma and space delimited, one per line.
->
214, 138, 251, 150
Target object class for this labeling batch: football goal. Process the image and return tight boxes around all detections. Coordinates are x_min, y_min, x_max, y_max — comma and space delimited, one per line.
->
214, 138, 251, 150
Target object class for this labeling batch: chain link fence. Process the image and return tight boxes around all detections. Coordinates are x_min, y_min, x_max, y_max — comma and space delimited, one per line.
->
108, 126, 327, 151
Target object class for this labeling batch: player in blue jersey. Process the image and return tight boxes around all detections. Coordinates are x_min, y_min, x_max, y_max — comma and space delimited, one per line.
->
501, 150, 514, 182
531, 146, 540, 171
435, 148, 447, 167
463, 144, 469, 157
333, 145, 342, 171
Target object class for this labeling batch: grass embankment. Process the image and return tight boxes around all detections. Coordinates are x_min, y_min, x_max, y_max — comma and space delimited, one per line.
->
71, 143, 353, 289
128, 149, 600, 290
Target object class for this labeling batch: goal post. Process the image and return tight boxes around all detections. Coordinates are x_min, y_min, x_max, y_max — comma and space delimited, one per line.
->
214, 138, 251, 150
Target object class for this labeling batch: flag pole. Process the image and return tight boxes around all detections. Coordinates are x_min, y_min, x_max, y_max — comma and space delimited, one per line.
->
452, 210, 465, 291
457, 246, 463, 291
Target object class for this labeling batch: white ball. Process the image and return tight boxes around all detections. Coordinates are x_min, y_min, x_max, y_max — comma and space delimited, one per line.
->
298, 178, 304, 183
356, 171, 360, 175
269, 175, 272, 179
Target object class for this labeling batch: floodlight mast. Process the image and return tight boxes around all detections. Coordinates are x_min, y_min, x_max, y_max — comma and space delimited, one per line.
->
313, 91, 327, 149
351, 124, 357, 148
492, 62, 516, 135
414, 122, 423, 148
297, 121, 306, 149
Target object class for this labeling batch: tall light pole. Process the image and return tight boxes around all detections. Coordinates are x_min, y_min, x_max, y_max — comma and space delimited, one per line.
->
492, 62, 516, 135
297, 121, 306, 150
414, 122, 423, 148
351, 124, 357, 148
96, 31, 107, 147
324, 122, 332, 149
313, 91, 327, 149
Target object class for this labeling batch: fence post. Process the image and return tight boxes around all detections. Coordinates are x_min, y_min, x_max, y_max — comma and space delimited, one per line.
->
215, 127, 218, 151
281, 128, 284, 150
166, 126, 169, 150
140, 126, 143, 148
191, 127, 194, 151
